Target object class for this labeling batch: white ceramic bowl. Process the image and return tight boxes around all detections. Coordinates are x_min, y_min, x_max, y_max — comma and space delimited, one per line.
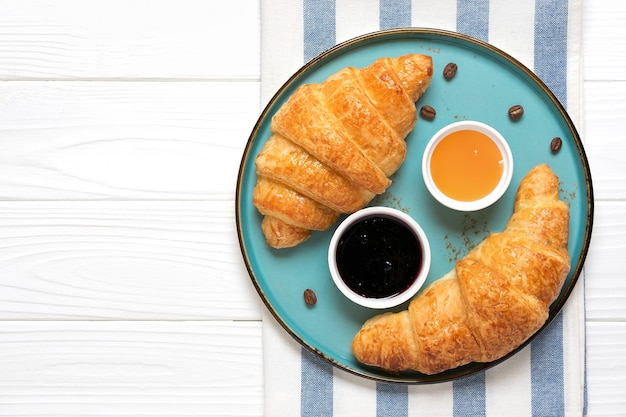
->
422, 120, 514, 211
328, 206, 431, 309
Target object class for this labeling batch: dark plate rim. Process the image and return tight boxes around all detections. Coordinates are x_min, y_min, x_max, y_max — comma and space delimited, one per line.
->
235, 27, 594, 383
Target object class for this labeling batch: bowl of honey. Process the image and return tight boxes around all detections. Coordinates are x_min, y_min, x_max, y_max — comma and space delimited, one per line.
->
328, 206, 431, 309
422, 121, 514, 211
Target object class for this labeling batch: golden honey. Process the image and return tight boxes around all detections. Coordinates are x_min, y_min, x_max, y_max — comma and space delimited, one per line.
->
430, 129, 504, 202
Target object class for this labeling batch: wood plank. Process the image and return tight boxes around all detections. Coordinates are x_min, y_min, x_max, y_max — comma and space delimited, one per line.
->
0, 321, 263, 417
584, 201, 626, 321
0, 201, 262, 320
583, 0, 626, 81
0, 81, 260, 199
586, 322, 626, 416
0, 319, 620, 417
0, 0, 260, 80
584, 81, 626, 200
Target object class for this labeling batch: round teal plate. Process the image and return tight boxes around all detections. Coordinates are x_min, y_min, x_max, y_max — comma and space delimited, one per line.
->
236, 29, 593, 383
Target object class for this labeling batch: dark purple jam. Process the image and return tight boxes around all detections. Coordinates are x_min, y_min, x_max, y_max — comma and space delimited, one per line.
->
335, 215, 422, 299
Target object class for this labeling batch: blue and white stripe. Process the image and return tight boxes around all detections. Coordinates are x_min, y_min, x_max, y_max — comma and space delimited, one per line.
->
261, 1, 585, 415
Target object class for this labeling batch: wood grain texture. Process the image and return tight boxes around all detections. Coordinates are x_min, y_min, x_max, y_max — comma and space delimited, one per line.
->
0, 0, 619, 415
0, 201, 261, 320
586, 322, 626, 416
580, 13, 626, 400
584, 81, 626, 200
583, 0, 626, 81
0, 321, 263, 416
584, 201, 626, 321
0, 0, 260, 80
0, 81, 259, 199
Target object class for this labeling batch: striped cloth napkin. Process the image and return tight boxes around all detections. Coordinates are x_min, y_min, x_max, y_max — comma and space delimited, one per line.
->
260, 1, 586, 416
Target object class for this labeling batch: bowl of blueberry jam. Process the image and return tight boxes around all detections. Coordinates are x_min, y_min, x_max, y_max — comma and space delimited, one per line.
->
328, 206, 431, 309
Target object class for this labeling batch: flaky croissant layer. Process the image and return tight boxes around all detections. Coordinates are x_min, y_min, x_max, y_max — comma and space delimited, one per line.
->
253, 54, 433, 248
352, 164, 571, 375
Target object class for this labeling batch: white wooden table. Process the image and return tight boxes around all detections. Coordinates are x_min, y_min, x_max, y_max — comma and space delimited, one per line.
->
0, 1, 623, 415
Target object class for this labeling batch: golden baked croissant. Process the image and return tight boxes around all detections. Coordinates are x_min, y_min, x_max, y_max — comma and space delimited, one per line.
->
352, 164, 571, 375
253, 54, 433, 248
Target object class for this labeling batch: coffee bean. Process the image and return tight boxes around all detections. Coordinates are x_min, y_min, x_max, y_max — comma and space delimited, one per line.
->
303, 288, 317, 306
508, 104, 524, 120
443, 62, 458, 80
550, 137, 563, 153
420, 105, 436, 121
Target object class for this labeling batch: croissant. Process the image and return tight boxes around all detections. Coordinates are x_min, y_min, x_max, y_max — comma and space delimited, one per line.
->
253, 54, 434, 248
351, 164, 571, 375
